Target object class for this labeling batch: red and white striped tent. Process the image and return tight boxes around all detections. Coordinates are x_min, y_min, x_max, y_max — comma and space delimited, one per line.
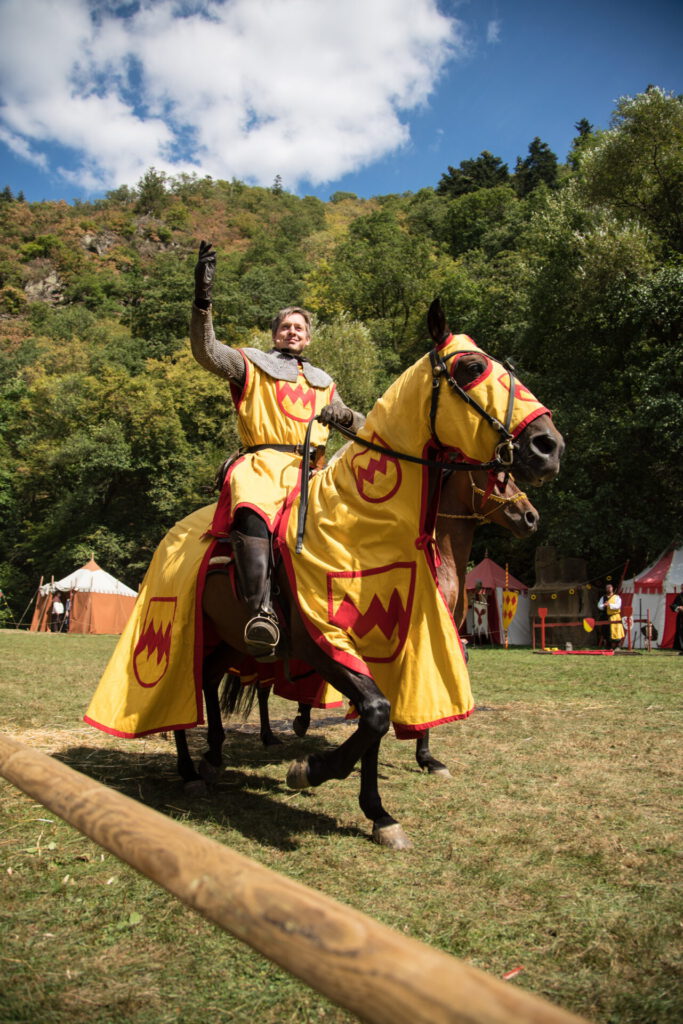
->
621, 544, 683, 648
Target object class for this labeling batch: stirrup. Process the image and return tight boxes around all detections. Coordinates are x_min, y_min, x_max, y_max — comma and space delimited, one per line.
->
244, 613, 280, 656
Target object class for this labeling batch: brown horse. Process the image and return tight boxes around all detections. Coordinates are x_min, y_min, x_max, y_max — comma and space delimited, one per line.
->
172, 300, 563, 849
284, 466, 539, 774
436, 467, 539, 627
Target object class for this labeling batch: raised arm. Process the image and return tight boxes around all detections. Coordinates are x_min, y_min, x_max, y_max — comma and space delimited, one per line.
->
190, 241, 245, 384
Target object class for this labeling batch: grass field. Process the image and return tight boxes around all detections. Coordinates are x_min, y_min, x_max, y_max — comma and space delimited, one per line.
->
1, 630, 681, 1024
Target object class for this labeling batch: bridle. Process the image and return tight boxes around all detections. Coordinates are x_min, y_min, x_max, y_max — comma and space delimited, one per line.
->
296, 344, 520, 552
428, 346, 518, 470
437, 471, 529, 524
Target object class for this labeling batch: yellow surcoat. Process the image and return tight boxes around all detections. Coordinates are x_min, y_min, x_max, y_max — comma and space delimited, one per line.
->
214, 354, 334, 533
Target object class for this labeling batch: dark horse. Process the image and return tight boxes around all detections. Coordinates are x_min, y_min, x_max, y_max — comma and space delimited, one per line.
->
285, 466, 540, 777
174, 301, 564, 849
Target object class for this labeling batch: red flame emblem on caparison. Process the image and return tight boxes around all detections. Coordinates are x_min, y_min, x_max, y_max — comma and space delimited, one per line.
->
133, 597, 177, 687
351, 433, 402, 503
496, 372, 537, 403
327, 562, 416, 662
276, 379, 316, 422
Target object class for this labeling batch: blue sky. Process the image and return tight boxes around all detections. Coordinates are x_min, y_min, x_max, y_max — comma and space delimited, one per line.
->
0, 0, 681, 205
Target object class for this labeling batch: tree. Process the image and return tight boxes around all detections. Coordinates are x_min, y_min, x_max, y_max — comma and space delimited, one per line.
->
443, 185, 521, 258
134, 167, 170, 217
311, 209, 440, 372
437, 151, 509, 198
577, 88, 683, 254
513, 184, 682, 570
567, 119, 595, 171
513, 137, 559, 196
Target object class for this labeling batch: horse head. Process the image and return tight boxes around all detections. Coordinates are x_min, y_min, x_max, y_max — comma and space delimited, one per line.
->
441, 469, 540, 539
427, 299, 564, 488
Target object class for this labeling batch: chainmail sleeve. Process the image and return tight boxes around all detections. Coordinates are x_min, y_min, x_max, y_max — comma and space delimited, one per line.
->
190, 305, 246, 385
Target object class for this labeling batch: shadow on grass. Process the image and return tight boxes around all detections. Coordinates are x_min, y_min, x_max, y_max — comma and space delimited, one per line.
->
54, 727, 368, 851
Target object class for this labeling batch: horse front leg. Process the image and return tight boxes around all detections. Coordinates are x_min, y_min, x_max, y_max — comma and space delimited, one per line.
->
292, 701, 311, 737
360, 738, 412, 850
286, 669, 410, 848
415, 729, 452, 778
287, 672, 389, 788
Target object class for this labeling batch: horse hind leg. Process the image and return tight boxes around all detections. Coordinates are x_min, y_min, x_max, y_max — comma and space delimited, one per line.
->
187, 644, 230, 786
257, 685, 282, 747
415, 730, 452, 779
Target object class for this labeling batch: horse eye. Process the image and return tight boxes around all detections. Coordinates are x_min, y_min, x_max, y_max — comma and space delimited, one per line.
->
464, 359, 486, 382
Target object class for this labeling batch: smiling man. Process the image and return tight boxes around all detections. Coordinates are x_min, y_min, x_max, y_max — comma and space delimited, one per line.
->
190, 241, 364, 656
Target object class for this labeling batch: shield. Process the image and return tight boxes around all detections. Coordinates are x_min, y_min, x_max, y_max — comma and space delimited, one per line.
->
502, 589, 519, 630
351, 433, 402, 503
276, 379, 316, 422
133, 596, 177, 687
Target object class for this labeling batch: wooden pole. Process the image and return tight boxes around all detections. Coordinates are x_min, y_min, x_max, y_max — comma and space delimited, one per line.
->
0, 733, 588, 1024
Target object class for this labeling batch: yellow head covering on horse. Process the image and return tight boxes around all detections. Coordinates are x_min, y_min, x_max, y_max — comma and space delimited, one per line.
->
277, 334, 550, 735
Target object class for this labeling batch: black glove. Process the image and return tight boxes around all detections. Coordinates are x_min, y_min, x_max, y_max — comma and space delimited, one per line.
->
319, 403, 353, 429
194, 240, 216, 309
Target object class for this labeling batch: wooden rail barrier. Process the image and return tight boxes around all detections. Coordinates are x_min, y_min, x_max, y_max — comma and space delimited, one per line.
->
0, 733, 588, 1024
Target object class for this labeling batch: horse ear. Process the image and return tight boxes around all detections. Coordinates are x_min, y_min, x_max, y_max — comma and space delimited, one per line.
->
427, 298, 449, 346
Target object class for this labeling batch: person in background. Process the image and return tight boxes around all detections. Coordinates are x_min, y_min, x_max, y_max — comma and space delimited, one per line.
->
598, 582, 625, 650
51, 594, 65, 633
670, 593, 683, 653
471, 582, 489, 646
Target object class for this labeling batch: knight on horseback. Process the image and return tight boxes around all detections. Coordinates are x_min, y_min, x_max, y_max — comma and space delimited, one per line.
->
190, 241, 365, 659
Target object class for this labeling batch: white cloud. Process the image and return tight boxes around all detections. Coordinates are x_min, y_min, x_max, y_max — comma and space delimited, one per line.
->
486, 19, 501, 45
0, 0, 465, 193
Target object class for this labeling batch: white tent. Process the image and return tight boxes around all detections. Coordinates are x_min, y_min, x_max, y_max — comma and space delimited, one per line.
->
30, 559, 137, 635
622, 544, 683, 649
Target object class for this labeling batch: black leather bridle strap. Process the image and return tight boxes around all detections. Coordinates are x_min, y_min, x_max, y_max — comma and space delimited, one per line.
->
295, 348, 520, 553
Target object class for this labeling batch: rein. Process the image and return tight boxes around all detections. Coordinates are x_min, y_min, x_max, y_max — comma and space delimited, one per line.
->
295, 345, 519, 553
437, 471, 529, 523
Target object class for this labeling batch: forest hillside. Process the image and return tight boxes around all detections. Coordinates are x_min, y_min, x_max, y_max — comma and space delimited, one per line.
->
0, 88, 681, 620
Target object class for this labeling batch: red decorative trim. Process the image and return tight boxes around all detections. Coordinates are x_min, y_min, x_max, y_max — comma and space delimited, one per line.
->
511, 406, 551, 438
451, 352, 493, 388
393, 707, 475, 738
232, 350, 250, 410
83, 716, 200, 739
276, 490, 372, 677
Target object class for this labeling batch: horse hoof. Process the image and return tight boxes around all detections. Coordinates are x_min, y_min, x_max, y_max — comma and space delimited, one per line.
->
292, 716, 309, 738
261, 733, 283, 747
372, 823, 413, 851
286, 758, 311, 790
429, 766, 452, 779
198, 758, 223, 783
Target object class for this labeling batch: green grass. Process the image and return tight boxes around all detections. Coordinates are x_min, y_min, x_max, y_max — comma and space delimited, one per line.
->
1, 631, 681, 1023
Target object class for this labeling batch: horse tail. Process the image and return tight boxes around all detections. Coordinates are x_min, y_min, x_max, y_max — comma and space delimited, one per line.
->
219, 670, 258, 720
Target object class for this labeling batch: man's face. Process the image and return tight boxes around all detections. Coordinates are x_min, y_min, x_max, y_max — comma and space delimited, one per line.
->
273, 313, 310, 355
